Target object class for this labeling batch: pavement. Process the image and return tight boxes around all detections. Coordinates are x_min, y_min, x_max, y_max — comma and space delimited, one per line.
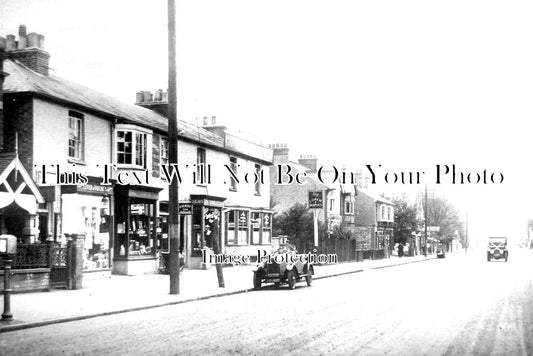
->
0, 253, 435, 333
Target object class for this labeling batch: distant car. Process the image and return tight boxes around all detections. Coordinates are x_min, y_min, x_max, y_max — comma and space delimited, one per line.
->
252, 243, 314, 290
487, 237, 508, 262
436, 244, 446, 259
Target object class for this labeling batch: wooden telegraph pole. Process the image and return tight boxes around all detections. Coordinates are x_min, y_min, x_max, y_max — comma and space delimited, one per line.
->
168, 0, 180, 294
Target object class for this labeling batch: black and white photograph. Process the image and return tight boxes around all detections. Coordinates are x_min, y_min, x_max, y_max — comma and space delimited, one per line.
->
1, 0, 532, 355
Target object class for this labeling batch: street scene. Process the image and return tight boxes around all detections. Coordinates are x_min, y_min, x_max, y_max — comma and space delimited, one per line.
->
1, 0, 533, 355
1, 250, 533, 355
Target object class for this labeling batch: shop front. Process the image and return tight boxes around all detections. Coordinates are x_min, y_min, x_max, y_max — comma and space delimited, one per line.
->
60, 178, 114, 275
187, 194, 225, 269
113, 185, 162, 275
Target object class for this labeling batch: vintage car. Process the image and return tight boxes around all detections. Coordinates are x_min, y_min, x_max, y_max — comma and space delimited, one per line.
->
252, 243, 314, 290
436, 243, 446, 259
487, 237, 508, 262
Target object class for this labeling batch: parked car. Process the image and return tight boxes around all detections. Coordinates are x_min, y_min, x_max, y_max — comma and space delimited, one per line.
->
252, 243, 314, 290
487, 237, 508, 262
436, 244, 446, 259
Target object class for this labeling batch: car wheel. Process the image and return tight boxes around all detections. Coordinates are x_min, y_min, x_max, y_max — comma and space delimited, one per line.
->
306, 272, 312, 286
287, 270, 296, 290
274, 282, 280, 288
253, 272, 262, 291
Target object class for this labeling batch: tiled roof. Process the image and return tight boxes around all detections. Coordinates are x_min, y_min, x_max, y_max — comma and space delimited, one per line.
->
358, 188, 395, 205
0, 152, 16, 173
3, 59, 225, 148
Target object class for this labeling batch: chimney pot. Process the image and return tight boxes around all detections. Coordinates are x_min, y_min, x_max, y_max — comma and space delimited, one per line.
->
162, 91, 168, 102
211, 116, 216, 125
135, 91, 144, 103
38, 34, 45, 49
142, 91, 152, 103
203, 117, 209, 126
0, 37, 6, 50
154, 89, 163, 101
27, 33, 39, 48
19, 25, 27, 36
17, 35, 27, 49
6, 35, 15, 51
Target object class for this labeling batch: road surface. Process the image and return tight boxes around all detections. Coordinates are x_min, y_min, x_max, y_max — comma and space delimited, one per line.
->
1, 250, 532, 355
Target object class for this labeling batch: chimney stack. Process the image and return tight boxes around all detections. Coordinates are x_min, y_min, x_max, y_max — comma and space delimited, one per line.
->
2, 25, 50, 76
269, 143, 290, 164
298, 154, 318, 173
135, 89, 169, 117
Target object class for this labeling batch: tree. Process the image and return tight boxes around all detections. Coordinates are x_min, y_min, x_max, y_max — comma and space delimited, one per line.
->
392, 195, 418, 245
427, 197, 464, 246
273, 203, 314, 249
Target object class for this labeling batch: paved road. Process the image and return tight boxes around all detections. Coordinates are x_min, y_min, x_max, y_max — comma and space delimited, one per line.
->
1, 250, 532, 355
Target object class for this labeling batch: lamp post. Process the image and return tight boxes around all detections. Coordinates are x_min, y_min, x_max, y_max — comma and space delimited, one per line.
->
1, 235, 17, 321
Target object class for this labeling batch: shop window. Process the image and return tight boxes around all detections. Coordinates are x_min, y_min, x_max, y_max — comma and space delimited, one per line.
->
226, 211, 236, 245
116, 129, 148, 168
237, 210, 249, 245
251, 211, 261, 244
192, 205, 203, 255
262, 213, 272, 245
225, 210, 249, 245
229, 157, 238, 191
82, 202, 110, 271
128, 203, 155, 255
68, 110, 84, 161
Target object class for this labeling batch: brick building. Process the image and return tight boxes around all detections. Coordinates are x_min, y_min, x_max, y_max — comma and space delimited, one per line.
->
0, 25, 273, 276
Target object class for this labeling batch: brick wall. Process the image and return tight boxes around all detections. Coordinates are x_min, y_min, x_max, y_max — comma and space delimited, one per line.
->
3, 93, 33, 172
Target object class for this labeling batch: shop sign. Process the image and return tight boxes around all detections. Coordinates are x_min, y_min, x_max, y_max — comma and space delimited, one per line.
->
179, 205, 192, 215
238, 211, 248, 226
77, 184, 113, 195
263, 214, 271, 228
308, 191, 323, 209
131, 204, 145, 215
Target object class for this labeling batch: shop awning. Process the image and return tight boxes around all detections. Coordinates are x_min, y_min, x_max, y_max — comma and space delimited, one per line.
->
0, 153, 44, 214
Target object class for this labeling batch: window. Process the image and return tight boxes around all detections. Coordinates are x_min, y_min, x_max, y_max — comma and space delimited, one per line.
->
116, 130, 148, 168
254, 164, 261, 195
262, 213, 271, 245
68, 111, 83, 160
381, 205, 386, 220
329, 199, 335, 212
160, 138, 169, 166
387, 207, 392, 221
135, 132, 147, 167
225, 210, 249, 245
226, 211, 236, 245
344, 198, 354, 215
229, 157, 238, 191
251, 211, 261, 244
197, 148, 206, 184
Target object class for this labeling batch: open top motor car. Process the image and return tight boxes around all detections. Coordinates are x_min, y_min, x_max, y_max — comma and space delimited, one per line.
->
436, 243, 446, 258
252, 243, 314, 290
487, 237, 508, 262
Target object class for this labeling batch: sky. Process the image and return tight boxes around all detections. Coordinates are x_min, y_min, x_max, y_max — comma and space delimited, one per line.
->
2, 0, 533, 244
